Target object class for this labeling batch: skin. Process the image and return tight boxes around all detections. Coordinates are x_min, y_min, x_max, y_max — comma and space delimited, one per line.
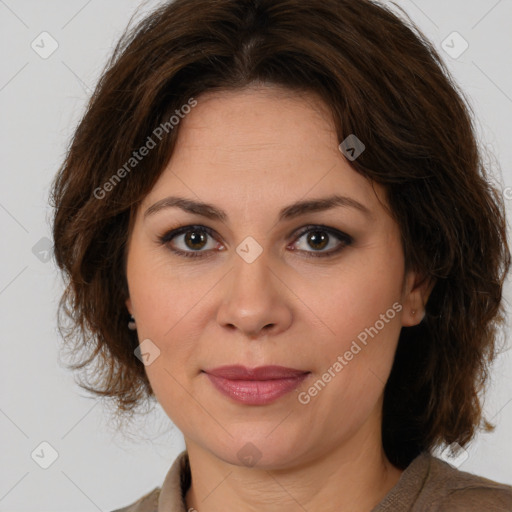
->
125, 84, 433, 512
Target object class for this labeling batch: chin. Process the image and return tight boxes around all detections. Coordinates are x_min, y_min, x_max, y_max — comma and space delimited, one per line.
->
204, 430, 311, 470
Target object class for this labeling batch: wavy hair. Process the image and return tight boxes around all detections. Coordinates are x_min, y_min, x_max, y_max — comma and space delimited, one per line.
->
50, 0, 511, 468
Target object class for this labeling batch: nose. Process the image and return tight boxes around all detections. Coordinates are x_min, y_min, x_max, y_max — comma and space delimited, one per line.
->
216, 250, 293, 339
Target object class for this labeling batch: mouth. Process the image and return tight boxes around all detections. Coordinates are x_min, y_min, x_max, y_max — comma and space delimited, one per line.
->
202, 365, 311, 405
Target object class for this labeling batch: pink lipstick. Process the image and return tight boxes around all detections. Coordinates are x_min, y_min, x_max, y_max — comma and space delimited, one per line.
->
203, 365, 310, 405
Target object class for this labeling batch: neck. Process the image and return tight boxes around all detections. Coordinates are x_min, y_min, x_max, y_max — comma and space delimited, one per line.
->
184, 428, 403, 512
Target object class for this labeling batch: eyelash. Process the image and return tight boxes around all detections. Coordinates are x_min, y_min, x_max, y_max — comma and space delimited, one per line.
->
158, 224, 353, 259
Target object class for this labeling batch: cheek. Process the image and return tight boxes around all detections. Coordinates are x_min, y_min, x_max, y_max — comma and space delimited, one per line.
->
298, 274, 403, 429
293, 241, 404, 379
127, 256, 201, 427
337, 238, 404, 323
125, 248, 196, 396
126, 241, 197, 336
297, 249, 403, 337
129, 271, 199, 370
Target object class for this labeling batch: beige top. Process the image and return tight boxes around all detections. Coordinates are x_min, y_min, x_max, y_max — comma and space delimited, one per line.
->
111, 450, 512, 511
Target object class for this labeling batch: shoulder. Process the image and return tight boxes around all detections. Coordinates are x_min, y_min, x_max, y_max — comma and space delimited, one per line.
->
110, 450, 190, 512
419, 454, 512, 511
109, 487, 161, 512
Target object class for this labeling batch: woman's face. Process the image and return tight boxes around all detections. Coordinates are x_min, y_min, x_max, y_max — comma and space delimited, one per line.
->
125, 85, 428, 469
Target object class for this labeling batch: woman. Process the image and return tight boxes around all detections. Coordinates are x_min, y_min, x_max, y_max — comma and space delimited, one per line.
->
51, 0, 512, 510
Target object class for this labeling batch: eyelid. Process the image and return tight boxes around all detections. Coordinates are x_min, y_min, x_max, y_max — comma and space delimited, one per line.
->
158, 223, 353, 258
159, 224, 217, 244
158, 224, 222, 259
291, 224, 352, 243
289, 224, 353, 257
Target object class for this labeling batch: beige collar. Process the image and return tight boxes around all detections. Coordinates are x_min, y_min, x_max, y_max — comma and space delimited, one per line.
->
158, 450, 190, 512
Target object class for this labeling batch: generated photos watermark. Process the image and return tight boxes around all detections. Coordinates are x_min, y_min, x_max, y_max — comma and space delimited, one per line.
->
298, 301, 403, 404
93, 97, 198, 200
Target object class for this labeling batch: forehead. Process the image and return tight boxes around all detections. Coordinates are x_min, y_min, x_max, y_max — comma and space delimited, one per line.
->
139, 85, 389, 222
179, 85, 336, 153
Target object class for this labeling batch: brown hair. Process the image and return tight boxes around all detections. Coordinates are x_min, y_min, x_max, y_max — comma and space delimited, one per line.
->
50, 0, 510, 468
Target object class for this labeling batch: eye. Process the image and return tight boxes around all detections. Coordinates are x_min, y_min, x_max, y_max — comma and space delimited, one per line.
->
158, 225, 222, 258
158, 224, 353, 259
289, 225, 353, 257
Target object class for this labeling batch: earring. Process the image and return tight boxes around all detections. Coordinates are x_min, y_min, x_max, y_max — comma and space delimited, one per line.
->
128, 315, 137, 330
411, 309, 416, 316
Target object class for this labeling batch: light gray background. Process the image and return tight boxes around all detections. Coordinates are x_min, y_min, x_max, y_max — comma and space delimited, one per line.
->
1, 0, 511, 510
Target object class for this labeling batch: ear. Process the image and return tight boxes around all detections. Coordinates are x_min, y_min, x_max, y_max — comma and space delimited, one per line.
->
401, 269, 436, 327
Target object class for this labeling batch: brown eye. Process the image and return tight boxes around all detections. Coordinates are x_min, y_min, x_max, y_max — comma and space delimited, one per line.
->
291, 226, 353, 257
159, 224, 352, 260
159, 225, 220, 258
305, 230, 329, 251
184, 230, 208, 250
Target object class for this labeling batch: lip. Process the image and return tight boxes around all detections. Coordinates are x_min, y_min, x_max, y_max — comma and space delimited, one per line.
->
205, 365, 308, 380
203, 365, 310, 405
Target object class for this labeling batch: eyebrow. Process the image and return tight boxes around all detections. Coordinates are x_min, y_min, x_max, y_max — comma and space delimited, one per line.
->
144, 194, 373, 222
